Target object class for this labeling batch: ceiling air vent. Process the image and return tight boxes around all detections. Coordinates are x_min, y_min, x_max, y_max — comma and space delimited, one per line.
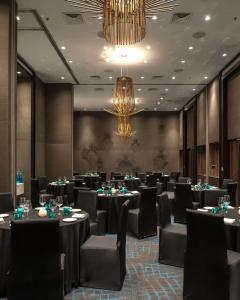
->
171, 13, 191, 24
148, 87, 158, 91
62, 12, 85, 24
152, 75, 163, 80
94, 87, 104, 91
90, 75, 101, 80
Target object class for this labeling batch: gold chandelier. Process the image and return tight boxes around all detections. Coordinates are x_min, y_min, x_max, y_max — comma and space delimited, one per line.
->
114, 115, 136, 138
65, 0, 178, 45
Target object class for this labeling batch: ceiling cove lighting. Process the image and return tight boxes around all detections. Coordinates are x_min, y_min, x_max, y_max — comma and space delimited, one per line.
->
65, 0, 179, 45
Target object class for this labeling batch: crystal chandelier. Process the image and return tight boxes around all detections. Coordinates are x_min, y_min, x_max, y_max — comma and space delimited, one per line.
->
114, 115, 136, 138
65, 0, 178, 45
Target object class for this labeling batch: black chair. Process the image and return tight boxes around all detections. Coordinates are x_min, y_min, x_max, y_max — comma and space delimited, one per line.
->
178, 177, 191, 183
203, 189, 227, 207
154, 172, 163, 181
170, 172, 180, 182
64, 182, 75, 206
128, 187, 157, 239
226, 182, 238, 207
37, 176, 48, 194
100, 172, 107, 183
114, 175, 125, 180
7, 219, 64, 300
0, 193, 14, 213
147, 174, 157, 187
76, 190, 106, 235
183, 210, 240, 300
110, 172, 121, 179
137, 172, 146, 184
80, 200, 131, 290
158, 193, 186, 267
222, 178, 234, 189
174, 183, 199, 224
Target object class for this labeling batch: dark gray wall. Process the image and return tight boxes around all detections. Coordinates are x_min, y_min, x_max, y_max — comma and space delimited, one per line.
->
74, 111, 179, 174
45, 84, 73, 180
228, 72, 240, 140
35, 77, 46, 176
16, 78, 32, 198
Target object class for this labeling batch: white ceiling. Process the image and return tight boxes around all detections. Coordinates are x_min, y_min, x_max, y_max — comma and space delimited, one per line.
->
17, 0, 240, 111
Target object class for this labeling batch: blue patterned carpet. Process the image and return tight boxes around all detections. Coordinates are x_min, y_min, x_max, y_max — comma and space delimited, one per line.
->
66, 233, 183, 300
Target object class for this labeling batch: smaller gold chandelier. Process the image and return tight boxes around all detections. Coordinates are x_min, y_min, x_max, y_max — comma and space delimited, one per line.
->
114, 116, 136, 138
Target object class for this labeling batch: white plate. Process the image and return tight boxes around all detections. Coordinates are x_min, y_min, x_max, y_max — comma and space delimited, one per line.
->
197, 209, 208, 212
72, 213, 86, 219
62, 218, 77, 222
0, 214, 9, 218
224, 218, 236, 224
35, 207, 43, 210
204, 206, 214, 210
131, 191, 139, 194
71, 208, 81, 212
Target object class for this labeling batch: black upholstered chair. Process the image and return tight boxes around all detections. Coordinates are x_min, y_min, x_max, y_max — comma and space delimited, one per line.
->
0, 193, 14, 213
178, 177, 191, 183
226, 182, 238, 207
128, 187, 157, 239
170, 172, 180, 182
110, 172, 121, 179
7, 219, 64, 300
174, 183, 199, 224
114, 175, 125, 180
80, 200, 131, 290
222, 178, 234, 189
76, 190, 106, 235
183, 210, 240, 300
100, 172, 107, 183
203, 189, 227, 207
37, 176, 48, 194
64, 182, 75, 206
137, 172, 146, 184
158, 193, 186, 267
147, 174, 157, 187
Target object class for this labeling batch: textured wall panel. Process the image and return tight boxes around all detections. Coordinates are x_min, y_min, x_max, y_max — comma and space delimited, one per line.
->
197, 90, 206, 146
208, 79, 219, 143
228, 72, 240, 140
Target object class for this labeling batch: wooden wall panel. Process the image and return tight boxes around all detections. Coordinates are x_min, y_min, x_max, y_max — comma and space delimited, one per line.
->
197, 145, 206, 181
209, 143, 219, 184
187, 108, 194, 149
45, 84, 73, 180
197, 91, 206, 146
208, 79, 219, 143
179, 111, 183, 150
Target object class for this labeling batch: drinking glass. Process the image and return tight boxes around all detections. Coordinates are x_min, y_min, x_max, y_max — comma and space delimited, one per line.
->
187, 178, 192, 184
56, 196, 63, 215
218, 197, 224, 211
224, 195, 230, 207
49, 199, 57, 212
19, 197, 26, 208
39, 194, 47, 207
24, 200, 31, 217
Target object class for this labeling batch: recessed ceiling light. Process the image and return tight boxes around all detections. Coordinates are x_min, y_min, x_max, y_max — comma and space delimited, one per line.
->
152, 15, 158, 20
205, 15, 211, 21
144, 60, 148, 64
146, 45, 151, 50
172, 76, 176, 80
160, 97, 164, 100
98, 16, 103, 20
192, 88, 196, 91
68, 60, 73, 64
222, 53, 227, 57
157, 101, 161, 105
174, 107, 177, 111
188, 46, 194, 50
17, 71, 21, 75
154, 107, 157, 111
61, 76, 65, 80
106, 59, 110, 63
104, 46, 108, 50
204, 76, 208, 80
165, 88, 169, 92
16, 16, 21, 21
61, 46, 66, 50
108, 76, 113, 79
137, 88, 142, 91
181, 60, 186, 64
140, 76, 144, 79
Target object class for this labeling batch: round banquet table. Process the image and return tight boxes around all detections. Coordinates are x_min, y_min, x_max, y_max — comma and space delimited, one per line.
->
124, 178, 141, 191
97, 192, 140, 233
199, 207, 240, 252
0, 209, 90, 297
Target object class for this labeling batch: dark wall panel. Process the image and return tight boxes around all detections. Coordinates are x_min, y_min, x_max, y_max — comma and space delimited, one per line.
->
208, 79, 219, 143
179, 110, 183, 150
35, 77, 46, 176
74, 111, 179, 174
228, 72, 240, 140
45, 84, 73, 180
187, 108, 194, 149
197, 90, 206, 146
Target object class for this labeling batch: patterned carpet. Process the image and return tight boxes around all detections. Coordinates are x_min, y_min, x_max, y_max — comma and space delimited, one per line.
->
66, 233, 183, 300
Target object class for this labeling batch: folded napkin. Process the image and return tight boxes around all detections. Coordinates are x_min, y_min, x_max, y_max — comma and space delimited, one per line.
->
197, 209, 208, 212
0, 217, 4, 224
227, 205, 234, 209
224, 218, 236, 224
131, 191, 139, 194
72, 213, 86, 219
204, 206, 214, 210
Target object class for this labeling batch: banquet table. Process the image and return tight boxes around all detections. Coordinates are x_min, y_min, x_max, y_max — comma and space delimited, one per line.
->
97, 191, 140, 233
0, 209, 90, 297
198, 207, 240, 252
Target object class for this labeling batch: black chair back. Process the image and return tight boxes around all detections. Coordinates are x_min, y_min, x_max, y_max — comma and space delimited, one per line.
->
110, 172, 121, 179
226, 182, 237, 206
100, 172, 107, 183
157, 193, 171, 228
76, 190, 97, 221
174, 183, 193, 224
184, 210, 229, 300
170, 172, 180, 182
222, 178, 234, 189
65, 182, 74, 206
114, 175, 125, 180
147, 174, 157, 187
139, 187, 157, 214
31, 178, 40, 208
154, 172, 163, 181
137, 173, 146, 184
8, 219, 62, 300
0, 192, 14, 213
203, 189, 227, 207
37, 176, 48, 191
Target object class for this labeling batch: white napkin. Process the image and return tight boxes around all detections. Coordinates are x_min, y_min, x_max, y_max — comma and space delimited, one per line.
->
224, 218, 236, 224
72, 213, 86, 219
98, 193, 105, 196
227, 205, 234, 209
197, 209, 208, 212
131, 191, 139, 194
0, 217, 4, 224
204, 206, 214, 210
125, 193, 132, 196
